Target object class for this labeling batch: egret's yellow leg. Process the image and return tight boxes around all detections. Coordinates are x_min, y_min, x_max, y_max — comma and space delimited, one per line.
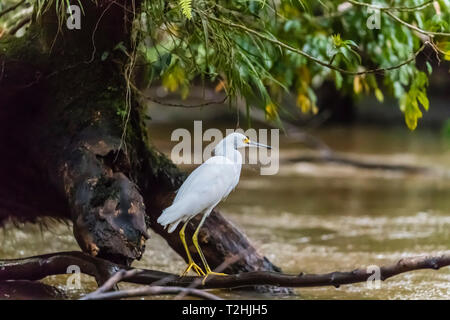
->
179, 219, 205, 276
192, 213, 227, 284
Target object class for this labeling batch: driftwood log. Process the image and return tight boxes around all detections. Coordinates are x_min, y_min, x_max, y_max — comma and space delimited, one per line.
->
0, 0, 282, 293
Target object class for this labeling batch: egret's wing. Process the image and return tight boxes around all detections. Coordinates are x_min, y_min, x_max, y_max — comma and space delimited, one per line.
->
158, 156, 238, 230
174, 156, 238, 203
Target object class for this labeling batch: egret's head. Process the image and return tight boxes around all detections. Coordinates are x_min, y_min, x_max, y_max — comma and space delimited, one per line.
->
222, 132, 272, 150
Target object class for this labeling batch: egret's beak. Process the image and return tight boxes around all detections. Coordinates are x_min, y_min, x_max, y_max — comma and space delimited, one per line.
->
249, 141, 272, 149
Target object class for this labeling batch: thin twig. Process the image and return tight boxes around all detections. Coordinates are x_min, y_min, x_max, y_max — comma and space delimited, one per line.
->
347, 0, 434, 12
384, 10, 450, 37
81, 285, 223, 300
82, 269, 142, 298
347, 0, 450, 37
80, 267, 222, 300
85, 2, 114, 64
145, 93, 228, 108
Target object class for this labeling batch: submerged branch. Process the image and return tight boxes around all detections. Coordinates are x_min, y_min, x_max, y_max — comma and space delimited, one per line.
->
1, 251, 449, 296
82, 284, 222, 300
0, 251, 121, 286
286, 153, 446, 176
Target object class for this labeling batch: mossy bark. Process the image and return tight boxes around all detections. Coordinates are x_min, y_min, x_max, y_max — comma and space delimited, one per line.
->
0, 0, 284, 290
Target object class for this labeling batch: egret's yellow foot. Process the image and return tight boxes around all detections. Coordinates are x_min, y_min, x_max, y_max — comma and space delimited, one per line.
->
179, 219, 205, 276
202, 270, 228, 285
181, 261, 205, 277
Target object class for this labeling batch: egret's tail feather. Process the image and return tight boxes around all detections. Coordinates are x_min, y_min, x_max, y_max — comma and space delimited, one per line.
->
157, 203, 185, 233
167, 221, 181, 233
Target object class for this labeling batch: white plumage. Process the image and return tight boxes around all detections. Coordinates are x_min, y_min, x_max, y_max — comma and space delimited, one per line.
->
157, 132, 271, 278
158, 155, 240, 232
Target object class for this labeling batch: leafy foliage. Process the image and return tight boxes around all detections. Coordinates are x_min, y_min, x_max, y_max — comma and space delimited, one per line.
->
1, 0, 449, 129
138, 0, 449, 129
179, 0, 192, 19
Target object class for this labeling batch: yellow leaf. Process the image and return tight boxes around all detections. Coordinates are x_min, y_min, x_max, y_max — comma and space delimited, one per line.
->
363, 78, 370, 94
436, 42, 450, 61
215, 80, 226, 92
265, 103, 278, 121
403, 94, 423, 131
162, 65, 186, 93
375, 88, 384, 102
332, 34, 342, 47
296, 93, 311, 114
445, 51, 450, 61
297, 67, 311, 85
353, 76, 362, 94
405, 113, 418, 131
312, 104, 319, 115
181, 85, 189, 100
162, 73, 178, 92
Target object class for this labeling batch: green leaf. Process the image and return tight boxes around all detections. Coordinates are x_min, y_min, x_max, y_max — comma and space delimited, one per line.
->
375, 88, 384, 102
179, 0, 192, 19
334, 71, 343, 89
426, 62, 433, 75
113, 42, 128, 54
417, 91, 429, 111
101, 51, 109, 61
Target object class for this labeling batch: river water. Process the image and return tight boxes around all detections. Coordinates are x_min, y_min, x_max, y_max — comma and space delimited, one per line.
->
1, 123, 449, 299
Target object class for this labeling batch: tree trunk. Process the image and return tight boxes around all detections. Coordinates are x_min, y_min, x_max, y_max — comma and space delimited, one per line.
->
0, 0, 283, 288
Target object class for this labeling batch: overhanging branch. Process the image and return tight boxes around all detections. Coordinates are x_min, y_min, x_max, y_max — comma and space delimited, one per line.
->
347, 0, 450, 38
204, 13, 430, 76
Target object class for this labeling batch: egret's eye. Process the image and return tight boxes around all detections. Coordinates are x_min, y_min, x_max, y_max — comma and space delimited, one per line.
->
243, 138, 250, 144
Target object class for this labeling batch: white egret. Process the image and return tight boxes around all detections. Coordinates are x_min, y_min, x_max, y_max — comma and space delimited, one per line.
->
157, 132, 271, 279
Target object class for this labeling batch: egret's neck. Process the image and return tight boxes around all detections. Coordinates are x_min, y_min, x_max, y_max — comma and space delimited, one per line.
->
214, 142, 242, 165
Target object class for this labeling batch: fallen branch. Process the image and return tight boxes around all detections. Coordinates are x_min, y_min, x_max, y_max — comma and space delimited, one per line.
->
1, 251, 448, 294
0, 280, 67, 300
81, 284, 222, 300
0, 251, 121, 286
111, 253, 450, 290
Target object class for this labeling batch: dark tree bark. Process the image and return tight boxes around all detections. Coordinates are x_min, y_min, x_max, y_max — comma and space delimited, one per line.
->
0, 0, 283, 291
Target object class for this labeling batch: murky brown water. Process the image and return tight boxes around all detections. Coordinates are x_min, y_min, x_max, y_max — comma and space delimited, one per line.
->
1, 123, 449, 299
